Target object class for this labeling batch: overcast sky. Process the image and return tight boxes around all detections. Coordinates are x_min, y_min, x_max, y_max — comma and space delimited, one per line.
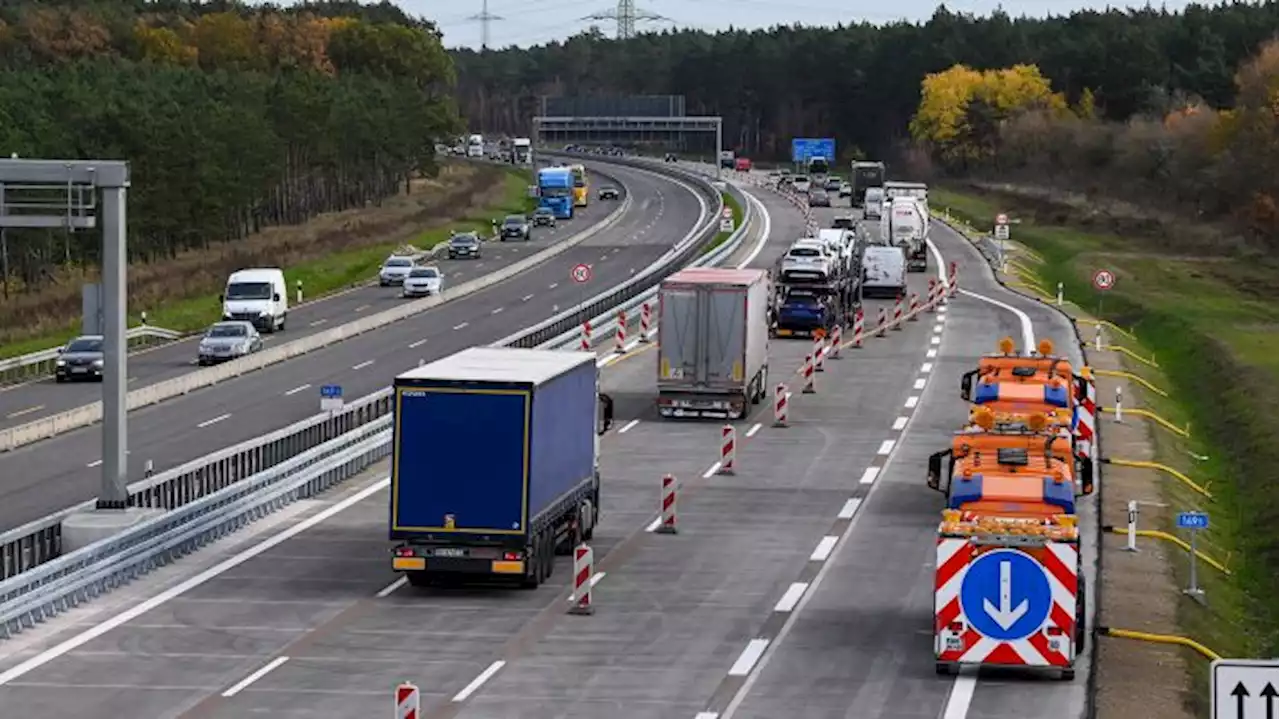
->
384, 0, 1200, 50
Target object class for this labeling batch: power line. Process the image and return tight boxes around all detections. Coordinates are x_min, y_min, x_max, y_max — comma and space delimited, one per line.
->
466, 0, 504, 50
582, 0, 670, 40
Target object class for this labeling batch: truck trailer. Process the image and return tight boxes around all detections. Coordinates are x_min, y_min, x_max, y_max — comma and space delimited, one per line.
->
389, 347, 614, 589
656, 267, 771, 420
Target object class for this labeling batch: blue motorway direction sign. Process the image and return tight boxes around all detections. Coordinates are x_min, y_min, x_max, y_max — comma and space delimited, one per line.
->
791, 138, 836, 164
320, 384, 343, 399
1177, 512, 1209, 530
959, 549, 1052, 641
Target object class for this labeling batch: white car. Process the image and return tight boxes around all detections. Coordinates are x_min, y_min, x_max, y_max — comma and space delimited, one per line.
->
402, 266, 443, 297
379, 256, 416, 286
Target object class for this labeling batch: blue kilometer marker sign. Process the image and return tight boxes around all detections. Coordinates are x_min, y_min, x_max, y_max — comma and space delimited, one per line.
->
320, 385, 343, 399
959, 549, 1053, 641
1176, 512, 1209, 530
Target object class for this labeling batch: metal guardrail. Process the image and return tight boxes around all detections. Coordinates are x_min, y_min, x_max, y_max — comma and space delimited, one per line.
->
0, 326, 182, 387
0, 154, 725, 629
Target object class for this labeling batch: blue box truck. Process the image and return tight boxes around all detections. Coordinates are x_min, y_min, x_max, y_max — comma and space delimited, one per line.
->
390, 347, 614, 588
537, 167, 575, 220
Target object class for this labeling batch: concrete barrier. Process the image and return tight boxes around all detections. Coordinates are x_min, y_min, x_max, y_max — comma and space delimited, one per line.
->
0, 187, 636, 453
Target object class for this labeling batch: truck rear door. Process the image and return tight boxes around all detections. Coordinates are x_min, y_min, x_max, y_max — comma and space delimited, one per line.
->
659, 286, 700, 384
704, 287, 746, 389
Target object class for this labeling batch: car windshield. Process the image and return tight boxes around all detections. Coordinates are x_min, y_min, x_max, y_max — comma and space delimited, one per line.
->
504, 216, 524, 225
385, 258, 412, 268
66, 337, 102, 353
602, 187, 617, 192
225, 281, 273, 300
207, 324, 247, 338
451, 235, 477, 245
535, 208, 552, 215
409, 268, 439, 278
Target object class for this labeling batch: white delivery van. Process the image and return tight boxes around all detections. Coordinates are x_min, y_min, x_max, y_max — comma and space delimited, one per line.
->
863, 188, 885, 219
466, 134, 484, 158
221, 268, 288, 333
861, 245, 907, 299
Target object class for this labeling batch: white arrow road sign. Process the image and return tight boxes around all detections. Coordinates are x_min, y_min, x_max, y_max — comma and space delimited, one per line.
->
983, 560, 1030, 630
1212, 658, 1280, 719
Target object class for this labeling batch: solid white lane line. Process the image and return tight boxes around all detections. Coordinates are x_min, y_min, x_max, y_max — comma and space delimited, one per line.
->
222, 656, 289, 697
858, 467, 880, 485
809, 536, 839, 562
284, 383, 311, 396
0, 476, 391, 687
745, 422, 762, 438
727, 639, 770, 677
773, 583, 809, 613
618, 419, 640, 434
452, 660, 506, 702
942, 673, 978, 719
914, 378, 927, 390
6, 405, 44, 419
695, 713, 720, 719
197, 413, 231, 428
352, 360, 375, 371
453, 322, 469, 330
837, 498, 863, 519
876, 439, 896, 455
921, 362, 933, 373
735, 190, 773, 268
375, 577, 407, 598
702, 462, 721, 479
892, 416, 909, 431
408, 339, 427, 349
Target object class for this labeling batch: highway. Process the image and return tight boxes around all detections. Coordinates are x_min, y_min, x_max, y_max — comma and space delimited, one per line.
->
0, 163, 630, 431
0, 174, 1095, 719
0, 159, 712, 531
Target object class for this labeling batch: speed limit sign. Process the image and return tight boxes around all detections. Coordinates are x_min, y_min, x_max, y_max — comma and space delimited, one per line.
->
995, 213, 1008, 225
1092, 269, 1115, 291
571, 263, 592, 284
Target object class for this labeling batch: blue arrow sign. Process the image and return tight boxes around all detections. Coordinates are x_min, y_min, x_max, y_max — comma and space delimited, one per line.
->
1176, 512, 1209, 530
959, 549, 1053, 641
791, 138, 836, 164
320, 384, 343, 399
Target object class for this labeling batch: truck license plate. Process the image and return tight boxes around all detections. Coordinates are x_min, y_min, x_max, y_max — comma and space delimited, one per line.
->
433, 548, 466, 557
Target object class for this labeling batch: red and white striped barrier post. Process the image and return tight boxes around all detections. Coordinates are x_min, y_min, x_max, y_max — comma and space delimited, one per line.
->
813, 335, 826, 373
892, 295, 904, 330
926, 279, 938, 312
396, 682, 420, 719
852, 308, 864, 348
568, 543, 594, 615
639, 301, 652, 342
614, 309, 627, 354
908, 292, 920, 321
717, 424, 737, 475
656, 474, 678, 534
829, 324, 842, 359
773, 383, 789, 427
876, 307, 888, 338
802, 353, 817, 393
948, 261, 958, 298
580, 320, 592, 352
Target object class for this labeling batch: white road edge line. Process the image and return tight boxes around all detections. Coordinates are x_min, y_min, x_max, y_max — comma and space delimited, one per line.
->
451, 659, 506, 702
0, 476, 392, 686
773, 582, 809, 613
222, 655, 289, 697
695, 713, 720, 719
734, 188, 773, 269
809, 536, 838, 562
375, 576, 407, 598
618, 419, 640, 434
727, 639, 770, 677
702, 462, 721, 479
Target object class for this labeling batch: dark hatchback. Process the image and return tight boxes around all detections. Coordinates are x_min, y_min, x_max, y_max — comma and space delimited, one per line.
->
55, 335, 105, 382
447, 232, 482, 259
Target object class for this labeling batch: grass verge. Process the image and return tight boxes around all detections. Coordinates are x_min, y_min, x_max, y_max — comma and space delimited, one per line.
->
934, 185, 1278, 670
701, 191, 743, 256
0, 167, 532, 360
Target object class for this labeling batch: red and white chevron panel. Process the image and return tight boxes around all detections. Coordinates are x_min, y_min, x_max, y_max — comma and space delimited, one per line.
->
933, 538, 1078, 668
1073, 378, 1097, 460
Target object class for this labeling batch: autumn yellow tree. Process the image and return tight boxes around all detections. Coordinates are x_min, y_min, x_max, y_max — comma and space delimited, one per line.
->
910, 63, 1067, 169
134, 23, 197, 65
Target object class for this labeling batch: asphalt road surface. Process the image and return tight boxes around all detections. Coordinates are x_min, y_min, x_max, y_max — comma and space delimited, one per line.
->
0, 160, 712, 531
0, 164, 631, 431
0, 177, 1093, 719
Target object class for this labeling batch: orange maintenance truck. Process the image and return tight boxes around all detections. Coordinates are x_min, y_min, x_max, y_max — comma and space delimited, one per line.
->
928, 409, 1092, 680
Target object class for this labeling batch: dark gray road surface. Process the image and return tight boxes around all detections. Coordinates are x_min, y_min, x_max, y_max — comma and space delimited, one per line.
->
0, 164, 631, 430
0, 162, 709, 531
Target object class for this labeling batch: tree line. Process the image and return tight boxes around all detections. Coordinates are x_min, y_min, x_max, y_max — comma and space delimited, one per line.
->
452, 3, 1275, 161
0, 1, 461, 297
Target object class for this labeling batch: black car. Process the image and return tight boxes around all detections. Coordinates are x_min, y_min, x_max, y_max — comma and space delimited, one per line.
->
500, 214, 531, 241
598, 186, 620, 200
446, 232, 482, 259
531, 207, 557, 227
831, 214, 856, 230
55, 335, 105, 382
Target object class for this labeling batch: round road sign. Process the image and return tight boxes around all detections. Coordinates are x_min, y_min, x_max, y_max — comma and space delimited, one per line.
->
571, 263, 593, 284
995, 213, 1009, 225
722, 207, 733, 219
1092, 269, 1115, 291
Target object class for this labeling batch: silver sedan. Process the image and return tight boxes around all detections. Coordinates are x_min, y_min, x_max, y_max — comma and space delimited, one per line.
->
197, 321, 263, 365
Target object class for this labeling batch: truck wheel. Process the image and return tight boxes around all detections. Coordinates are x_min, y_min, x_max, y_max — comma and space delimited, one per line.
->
542, 533, 556, 579
1060, 668, 1075, 681
580, 499, 596, 541
935, 663, 952, 676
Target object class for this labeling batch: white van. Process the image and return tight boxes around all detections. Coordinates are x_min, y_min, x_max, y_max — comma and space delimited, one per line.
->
861, 245, 907, 299
863, 188, 885, 219
221, 268, 288, 333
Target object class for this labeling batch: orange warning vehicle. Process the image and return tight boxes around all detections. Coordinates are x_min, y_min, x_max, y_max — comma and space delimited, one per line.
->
927, 409, 1092, 680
